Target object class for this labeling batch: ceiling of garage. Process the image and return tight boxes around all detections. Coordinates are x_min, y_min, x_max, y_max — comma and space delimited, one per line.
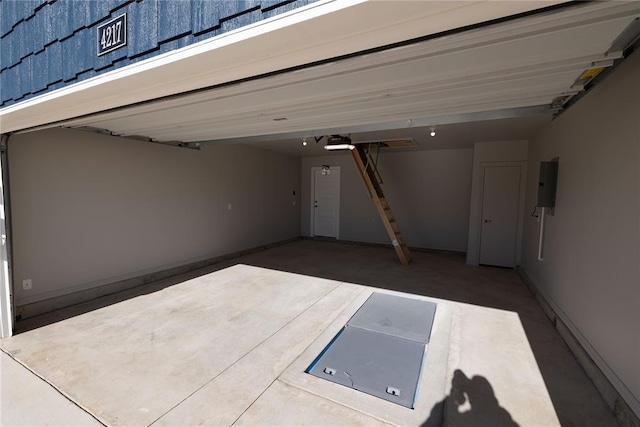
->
36, 2, 640, 149
245, 115, 551, 157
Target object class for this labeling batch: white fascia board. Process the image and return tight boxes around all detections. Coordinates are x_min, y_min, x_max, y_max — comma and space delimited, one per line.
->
0, 0, 565, 134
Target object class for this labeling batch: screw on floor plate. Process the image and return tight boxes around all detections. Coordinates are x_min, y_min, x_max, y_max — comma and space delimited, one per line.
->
323, 367, 336, 376
386, 386, 401, 396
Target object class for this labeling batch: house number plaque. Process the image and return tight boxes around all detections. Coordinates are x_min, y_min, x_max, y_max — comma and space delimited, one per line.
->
97, 14, 127, 56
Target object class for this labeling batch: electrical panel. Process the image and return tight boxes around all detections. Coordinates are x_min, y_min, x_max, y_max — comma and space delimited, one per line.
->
537, 161, 558, 207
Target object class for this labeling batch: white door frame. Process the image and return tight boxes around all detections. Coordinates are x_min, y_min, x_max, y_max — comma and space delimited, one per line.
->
474, 161, 527, 267
0, 136, 13, 338
310, 166, 340, 238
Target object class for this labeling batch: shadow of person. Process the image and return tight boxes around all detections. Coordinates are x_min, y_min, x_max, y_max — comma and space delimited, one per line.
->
423, 369, 520, 427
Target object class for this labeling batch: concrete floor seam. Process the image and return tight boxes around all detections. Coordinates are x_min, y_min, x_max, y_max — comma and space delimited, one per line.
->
269, 282, 360, 376
228, 377, 281, 426
275, 378, 398, 426
224, 283, 363, 427
147, 281, 344, 426
428, 306, 457, 427
0, 348, 108, 426
441, 307, 462, 427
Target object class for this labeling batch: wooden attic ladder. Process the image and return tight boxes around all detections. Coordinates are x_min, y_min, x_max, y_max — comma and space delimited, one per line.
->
351, 144, 412, 266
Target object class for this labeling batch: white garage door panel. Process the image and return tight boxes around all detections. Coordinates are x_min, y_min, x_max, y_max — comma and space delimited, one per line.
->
57, 2, 640, 144
73, 18, 613, 132
89, 55, 577, 138
90, 57, 584, 139
148, 94, 557, 143
90, 14, 629, 131
131, 82, 568, 142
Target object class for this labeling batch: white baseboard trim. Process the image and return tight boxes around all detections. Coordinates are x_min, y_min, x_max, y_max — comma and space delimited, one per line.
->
517, 266, 640, 427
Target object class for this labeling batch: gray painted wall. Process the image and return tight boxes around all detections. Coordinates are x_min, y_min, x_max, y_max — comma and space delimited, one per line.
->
301, 149, 473, 252
521, 51, 640, 415
9, 128, 301, 306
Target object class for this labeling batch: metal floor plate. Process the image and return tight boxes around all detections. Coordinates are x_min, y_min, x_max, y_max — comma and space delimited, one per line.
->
347, 293, 437, 343
307, 327, 426, 408
306, 293, 437, 409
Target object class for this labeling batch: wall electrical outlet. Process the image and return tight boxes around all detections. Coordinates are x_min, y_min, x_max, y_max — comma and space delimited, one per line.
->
22, 279, 32, 291
227, 203, 232, 210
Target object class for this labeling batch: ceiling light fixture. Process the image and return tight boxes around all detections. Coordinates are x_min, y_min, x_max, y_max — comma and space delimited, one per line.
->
430, 128, 436, 137
324, 135, 355, 151
324, 144, 355, 151
302, 138, 307, 146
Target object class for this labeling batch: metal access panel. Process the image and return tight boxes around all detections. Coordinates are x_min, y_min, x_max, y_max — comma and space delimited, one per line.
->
307, 327, 426, 408
307, 293, 437, 408
347, 293, 437, 343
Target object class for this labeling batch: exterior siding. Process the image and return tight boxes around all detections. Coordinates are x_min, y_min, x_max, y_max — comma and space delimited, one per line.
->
0, 0, 315, 108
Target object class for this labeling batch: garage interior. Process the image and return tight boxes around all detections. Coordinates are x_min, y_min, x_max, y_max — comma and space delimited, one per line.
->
1, 1, 639, 426
0, 240, 620, 426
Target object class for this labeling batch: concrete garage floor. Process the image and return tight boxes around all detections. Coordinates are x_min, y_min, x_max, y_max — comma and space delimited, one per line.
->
0, 240, 618, 426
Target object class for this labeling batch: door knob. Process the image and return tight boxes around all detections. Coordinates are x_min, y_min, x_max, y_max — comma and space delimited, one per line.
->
483, 219, 492, 223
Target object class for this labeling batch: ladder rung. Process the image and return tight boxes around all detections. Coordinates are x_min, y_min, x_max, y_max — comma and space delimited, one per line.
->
352, 146, 411, 266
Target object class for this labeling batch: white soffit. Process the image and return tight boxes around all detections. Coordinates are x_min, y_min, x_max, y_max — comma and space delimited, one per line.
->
0, 0, 567, 134
50, 1, 640, 144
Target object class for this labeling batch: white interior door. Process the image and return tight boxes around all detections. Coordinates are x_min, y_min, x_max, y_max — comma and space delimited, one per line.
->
479, 166, 521, 268
313, 168, 340, 238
